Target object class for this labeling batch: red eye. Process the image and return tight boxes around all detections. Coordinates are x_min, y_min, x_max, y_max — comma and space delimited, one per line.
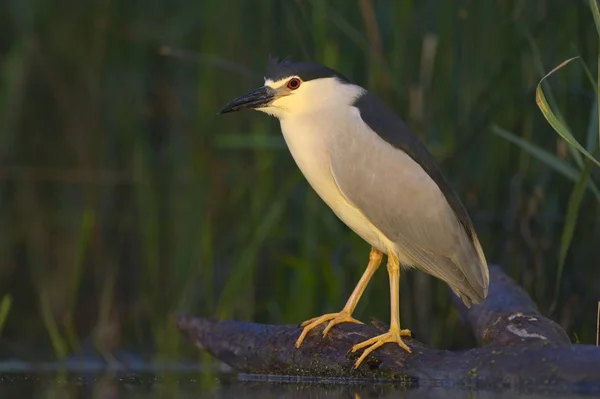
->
287, 78, 301, 90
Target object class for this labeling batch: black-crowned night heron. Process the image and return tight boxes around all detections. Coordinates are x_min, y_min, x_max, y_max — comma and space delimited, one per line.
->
218, 57, 489, 368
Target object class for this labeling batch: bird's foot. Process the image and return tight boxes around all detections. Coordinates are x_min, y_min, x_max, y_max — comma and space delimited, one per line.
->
351, 326, 412, 369
295, 311, 363, 348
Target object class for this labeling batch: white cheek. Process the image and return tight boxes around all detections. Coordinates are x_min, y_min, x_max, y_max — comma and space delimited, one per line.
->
272, 92, 307, 111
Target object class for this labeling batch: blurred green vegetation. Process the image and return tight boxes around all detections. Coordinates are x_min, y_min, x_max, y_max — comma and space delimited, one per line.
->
0, 0, 599, 367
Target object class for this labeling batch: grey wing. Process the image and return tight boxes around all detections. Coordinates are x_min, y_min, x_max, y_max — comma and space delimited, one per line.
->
329, 114, 488, 306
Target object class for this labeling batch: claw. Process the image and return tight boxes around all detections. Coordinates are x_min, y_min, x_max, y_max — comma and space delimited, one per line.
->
295, 311, 363, 348
351, 327, 412, 369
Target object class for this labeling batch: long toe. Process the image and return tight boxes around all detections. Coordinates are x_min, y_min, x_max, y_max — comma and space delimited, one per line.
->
295, 312, 362, 348
351, 328, 413, 369
322, 313, 362, 337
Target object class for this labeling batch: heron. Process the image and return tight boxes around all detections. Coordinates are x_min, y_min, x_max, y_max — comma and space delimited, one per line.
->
218, 57, 489, 368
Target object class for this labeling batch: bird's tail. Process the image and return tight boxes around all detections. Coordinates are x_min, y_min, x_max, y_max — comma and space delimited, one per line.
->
453, 229, 489, 307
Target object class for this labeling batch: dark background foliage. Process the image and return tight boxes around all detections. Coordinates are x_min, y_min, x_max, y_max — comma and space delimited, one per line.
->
0, 0, 598, 366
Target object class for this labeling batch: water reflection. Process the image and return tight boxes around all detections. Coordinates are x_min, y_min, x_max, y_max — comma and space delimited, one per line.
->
0, 371, 597, 399
215, 378, 598, 399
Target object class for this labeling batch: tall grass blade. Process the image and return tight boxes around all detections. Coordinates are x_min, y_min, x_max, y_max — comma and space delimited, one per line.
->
216, 196, 285, 319
0, 294, 12, 336
586, 96, 599, 153
64, 209, 95, 352
535, 57, 600, 169
589, 0, 600, 39
39, 290, 69, 359
491, 125, 600, 197
528, 35, 584, 169
576, 55, 598, 96
572, 50, 600, 150
553, 159, 594, 309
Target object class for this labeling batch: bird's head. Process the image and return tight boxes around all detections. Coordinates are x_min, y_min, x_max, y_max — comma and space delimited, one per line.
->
218, 56, 364, 120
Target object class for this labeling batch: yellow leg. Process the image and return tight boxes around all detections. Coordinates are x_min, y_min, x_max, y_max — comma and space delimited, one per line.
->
351, 251, 412, 369
295, 247, 384, 348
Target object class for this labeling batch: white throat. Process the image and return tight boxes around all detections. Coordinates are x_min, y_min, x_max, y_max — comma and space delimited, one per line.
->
275, 88, 392, 252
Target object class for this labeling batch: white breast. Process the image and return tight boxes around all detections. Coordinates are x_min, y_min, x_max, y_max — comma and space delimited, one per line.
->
279, 108, 392, 253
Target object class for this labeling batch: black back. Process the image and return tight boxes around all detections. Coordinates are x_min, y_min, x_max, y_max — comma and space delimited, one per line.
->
265, 56, 475, 238
353, 92, 476, 240
265, 56, 350, 83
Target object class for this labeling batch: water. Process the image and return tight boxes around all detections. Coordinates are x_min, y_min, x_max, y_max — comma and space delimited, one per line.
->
0, 370, 598, 398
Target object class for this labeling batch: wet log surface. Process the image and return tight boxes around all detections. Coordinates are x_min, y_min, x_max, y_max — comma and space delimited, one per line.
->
177, 265, 600, 393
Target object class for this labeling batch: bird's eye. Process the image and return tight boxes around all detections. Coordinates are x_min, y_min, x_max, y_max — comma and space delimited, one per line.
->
287, 78, 301, 90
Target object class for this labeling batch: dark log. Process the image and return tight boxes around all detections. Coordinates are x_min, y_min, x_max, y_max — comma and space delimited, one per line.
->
177, 265, 600, 393
450, 266, 571, 348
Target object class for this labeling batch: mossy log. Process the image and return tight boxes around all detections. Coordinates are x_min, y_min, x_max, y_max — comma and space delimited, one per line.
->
177, 265, 600, 392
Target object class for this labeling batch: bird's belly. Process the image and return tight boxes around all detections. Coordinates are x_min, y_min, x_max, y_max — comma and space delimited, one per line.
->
280, 119, 391, 253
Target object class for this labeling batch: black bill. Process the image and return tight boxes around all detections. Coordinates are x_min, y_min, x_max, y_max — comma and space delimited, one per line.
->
217, 86, 276, 114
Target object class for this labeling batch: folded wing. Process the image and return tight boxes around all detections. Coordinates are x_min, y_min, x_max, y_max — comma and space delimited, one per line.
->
329, 102, 488, 306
